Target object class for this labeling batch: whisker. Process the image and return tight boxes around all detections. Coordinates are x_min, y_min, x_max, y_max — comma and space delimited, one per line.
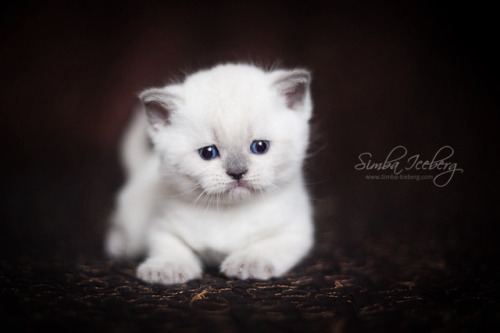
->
191, 189, 207, 209
303, 177, 331, 186
202, 192, 214, 214
166, 184, 203, 198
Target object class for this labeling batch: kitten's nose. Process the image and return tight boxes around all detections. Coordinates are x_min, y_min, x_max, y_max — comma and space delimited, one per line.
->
226, 170, 247, 180
225, 152, 248, 181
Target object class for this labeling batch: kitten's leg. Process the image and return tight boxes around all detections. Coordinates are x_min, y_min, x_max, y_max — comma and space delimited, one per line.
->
105, 157, 160, 258
220, 230, 313, 280
136, 228, 202, 285
105, 209, 147, 259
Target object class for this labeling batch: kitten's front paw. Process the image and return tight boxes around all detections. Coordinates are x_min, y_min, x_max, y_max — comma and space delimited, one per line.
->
220, 253, 276, 280
136, 258, 202, 285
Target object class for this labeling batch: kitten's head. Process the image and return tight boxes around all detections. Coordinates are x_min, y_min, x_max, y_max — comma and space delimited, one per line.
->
140, 63, 312, 206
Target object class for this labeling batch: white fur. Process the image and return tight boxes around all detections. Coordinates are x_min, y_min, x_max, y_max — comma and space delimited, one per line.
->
105, 63, 314, 285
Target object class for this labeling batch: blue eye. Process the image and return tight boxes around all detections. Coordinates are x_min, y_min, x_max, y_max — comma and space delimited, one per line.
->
250, 140, 270, 155
199, 146, 219, 160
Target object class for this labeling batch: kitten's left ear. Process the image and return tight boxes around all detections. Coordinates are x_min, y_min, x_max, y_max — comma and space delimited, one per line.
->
271, 69, 312, 113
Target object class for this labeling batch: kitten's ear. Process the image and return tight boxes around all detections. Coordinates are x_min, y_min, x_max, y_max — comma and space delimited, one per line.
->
139, 88, 181, 128
272, 69, 312, 112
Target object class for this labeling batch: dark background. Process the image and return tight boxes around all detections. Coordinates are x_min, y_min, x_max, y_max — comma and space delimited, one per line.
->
0, 1, 498, 331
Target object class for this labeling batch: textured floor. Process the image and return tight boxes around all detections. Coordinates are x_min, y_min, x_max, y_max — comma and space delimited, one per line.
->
1, 247, 498, 332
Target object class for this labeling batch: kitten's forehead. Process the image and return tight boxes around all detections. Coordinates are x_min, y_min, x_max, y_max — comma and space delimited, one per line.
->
181, 65, 273, 142
183, 64, 270, 103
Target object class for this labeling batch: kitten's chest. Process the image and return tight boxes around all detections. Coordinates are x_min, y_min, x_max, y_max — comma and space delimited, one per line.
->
161, 201, 273, 254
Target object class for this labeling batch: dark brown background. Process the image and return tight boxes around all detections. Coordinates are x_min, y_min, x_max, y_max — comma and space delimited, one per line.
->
1, 1, 498, 331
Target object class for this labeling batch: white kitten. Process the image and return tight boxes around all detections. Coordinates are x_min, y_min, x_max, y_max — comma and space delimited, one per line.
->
105, 63, 314, 285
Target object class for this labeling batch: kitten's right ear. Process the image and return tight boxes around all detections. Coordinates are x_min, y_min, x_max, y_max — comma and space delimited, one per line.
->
139, 88, 181, 128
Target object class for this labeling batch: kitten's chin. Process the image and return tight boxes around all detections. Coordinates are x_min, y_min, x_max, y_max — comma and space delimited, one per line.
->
226, 186, 252, 202
215, 181, 258, 205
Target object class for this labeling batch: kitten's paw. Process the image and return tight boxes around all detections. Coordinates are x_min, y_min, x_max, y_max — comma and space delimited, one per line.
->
136, 258, 202, 285
220, 253, 276, 280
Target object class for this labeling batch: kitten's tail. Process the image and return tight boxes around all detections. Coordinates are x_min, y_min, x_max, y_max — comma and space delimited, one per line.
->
120, 108, 152, 177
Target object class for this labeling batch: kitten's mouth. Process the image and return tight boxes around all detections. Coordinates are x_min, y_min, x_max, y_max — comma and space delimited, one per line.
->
229, 179, 249, 192
195, 179, 259, 204
232, 179, 247, 189
226, 179, 252, 198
